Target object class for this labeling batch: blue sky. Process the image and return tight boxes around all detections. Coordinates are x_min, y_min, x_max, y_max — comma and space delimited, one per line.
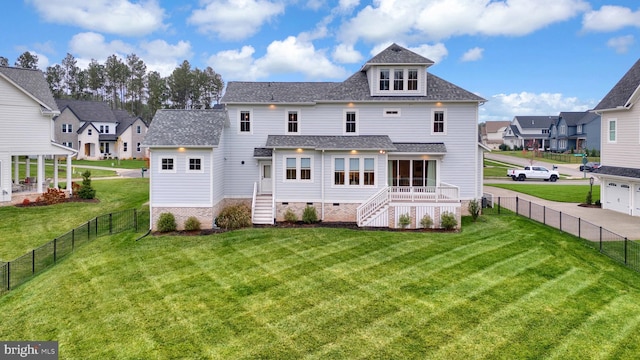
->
2, 0, 639, 122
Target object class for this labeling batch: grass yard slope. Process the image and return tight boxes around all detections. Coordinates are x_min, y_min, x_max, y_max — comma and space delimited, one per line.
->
2, 216, 640, 359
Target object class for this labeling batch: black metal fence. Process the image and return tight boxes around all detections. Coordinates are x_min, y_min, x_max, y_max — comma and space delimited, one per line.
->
482, 196, 640, 272
0, 208, 149, 296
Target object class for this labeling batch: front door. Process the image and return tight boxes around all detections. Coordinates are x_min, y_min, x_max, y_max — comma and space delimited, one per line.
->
260, 161, 272, 194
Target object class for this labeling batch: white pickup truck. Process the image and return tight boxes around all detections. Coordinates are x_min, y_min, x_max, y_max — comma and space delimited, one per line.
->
507, 166, 559, 182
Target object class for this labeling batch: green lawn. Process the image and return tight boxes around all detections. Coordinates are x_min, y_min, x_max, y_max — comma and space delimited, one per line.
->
1, 216, 640, 358
0, 178, 149, 261
12, 162, 117, 179
485, 183, 600, 203
69, 158, 148, 169
496, 151, 600, 164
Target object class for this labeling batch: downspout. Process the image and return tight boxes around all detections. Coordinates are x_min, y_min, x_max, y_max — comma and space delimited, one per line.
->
321, 150, 325, 221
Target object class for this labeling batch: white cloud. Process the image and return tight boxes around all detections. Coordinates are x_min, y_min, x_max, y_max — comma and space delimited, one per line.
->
607, 35, 634, 54
338, 0, 360, 12
188, 0, 285, 41
461, 47, 484, 62
339, 0, 590, 44
208, 37, 348, 81
582, 6, 640, 32
139, 40, 193, 76
27, 0, 166, 36
68, 32, 135, 68
409, 43, 448, 64
333, 43, 363, 63
479, 91, 594, 122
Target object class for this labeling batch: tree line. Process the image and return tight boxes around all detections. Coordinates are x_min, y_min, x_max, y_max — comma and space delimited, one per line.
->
1, 51, 225, 122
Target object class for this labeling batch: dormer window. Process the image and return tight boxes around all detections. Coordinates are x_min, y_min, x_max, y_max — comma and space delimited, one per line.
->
408, 70, 418, 90
393, 70, 403, 90
379, 70, 390, 90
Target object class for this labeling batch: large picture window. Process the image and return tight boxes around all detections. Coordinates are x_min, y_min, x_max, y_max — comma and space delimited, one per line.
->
333, 157, 375, 186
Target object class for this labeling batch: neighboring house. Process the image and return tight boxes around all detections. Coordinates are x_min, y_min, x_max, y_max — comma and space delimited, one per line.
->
54, 99, 148, 160
481, 121, 510, 149
592, 58, 640, 216
549, 111, 601, 153
0, 66, 76, 204
505, 116, 557, 150
143, 43, 487, 230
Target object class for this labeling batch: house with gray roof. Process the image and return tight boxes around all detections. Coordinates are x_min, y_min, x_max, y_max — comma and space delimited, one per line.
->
143, 43, 487, 230
54, 99, 148, 160
0, 66, 76, 204
548, 111, 600, 153
504, 115, 557, 150
592, 58, 640, 216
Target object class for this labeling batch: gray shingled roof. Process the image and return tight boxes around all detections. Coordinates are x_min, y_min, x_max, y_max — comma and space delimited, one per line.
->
558, 112, 589, 126
142, 109, 227, 147
577, 112, 600, 125
391, 143, 446, 153
595, 165, 640, 179
503, 125, 521, 138
221, 43, 484, 104
254, 148, 273, 157
265, 135, 396, 150
113, 109, 144, 136
594, 58, 640, 111
0, 66, 58, 111
514, 116, 558, 129
56, 99, 118, 123
362, 43, 434, 67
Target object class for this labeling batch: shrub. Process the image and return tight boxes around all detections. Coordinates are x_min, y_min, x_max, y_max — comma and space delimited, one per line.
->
284, 208, 298, 223
184, 216, 201, 231
585, 191, 593, 205
468, 199, 481, 221
216, 204, 251, 230
77, 171, 96, 199
420, 214, 433, 229
398, 213, 411, 229
21, 198, 30, 206
440, 211, 458, 230
302, 206, 318, 224
498, 144, 509, 151
595, 199, 601, 206
157, 212, 177, 232
42, 188, 66, 205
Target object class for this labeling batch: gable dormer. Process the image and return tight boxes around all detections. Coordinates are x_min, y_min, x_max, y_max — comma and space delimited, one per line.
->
360, 43, 433, 97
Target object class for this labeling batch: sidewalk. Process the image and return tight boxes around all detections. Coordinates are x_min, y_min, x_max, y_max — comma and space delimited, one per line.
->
483, 185, 640, 240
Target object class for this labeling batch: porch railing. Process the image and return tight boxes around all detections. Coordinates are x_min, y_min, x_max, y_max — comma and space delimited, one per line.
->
357, 183, 460, 226
251, 182, 258, 223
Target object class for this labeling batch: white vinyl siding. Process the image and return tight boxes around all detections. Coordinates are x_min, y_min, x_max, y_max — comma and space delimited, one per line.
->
150, 149, 213, 206
432, 109, 446, 135
608, 119, 617, 143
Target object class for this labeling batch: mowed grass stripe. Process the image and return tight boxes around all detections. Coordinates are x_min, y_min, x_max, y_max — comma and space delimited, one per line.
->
546, 294, 640, 359
430, 267, 596, 358
307, 249, 553, 359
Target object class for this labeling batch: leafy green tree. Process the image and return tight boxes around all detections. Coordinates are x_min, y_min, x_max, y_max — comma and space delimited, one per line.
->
15, 51, 39, 69
146, 70, 167, 121
167, 60, 193, 109
46, 64, 65, 98
126, 53, 146, 115
87, 59, 105, 100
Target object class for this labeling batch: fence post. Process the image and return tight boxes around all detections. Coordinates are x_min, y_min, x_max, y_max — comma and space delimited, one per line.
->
625, 238, 628, 265
95, 217, 98, 238
516, 197, 519, 215
599, 227, 603, 252
543, 206, 546, 224
32, 249, 35, 274
72, 228, 75, 251
134, 209, 138, 232
6, 262, 9, 291
559, 212, 562, 232
578, 218, 581, 239
498, 197, 501, 214
109, 213, 113, 235
54, 238, 57, 263
529, 201, 531, 219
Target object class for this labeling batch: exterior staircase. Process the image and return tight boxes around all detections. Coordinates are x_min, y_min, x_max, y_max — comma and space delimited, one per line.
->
252, 194, 274, 225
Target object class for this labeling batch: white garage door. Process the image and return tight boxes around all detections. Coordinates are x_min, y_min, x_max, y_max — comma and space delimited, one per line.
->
605, 182, 630, 214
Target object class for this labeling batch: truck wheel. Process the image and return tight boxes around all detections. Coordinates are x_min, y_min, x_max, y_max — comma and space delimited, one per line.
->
518, 174, 526, 181
550, 175, 558, 182
512, 176, 517, 181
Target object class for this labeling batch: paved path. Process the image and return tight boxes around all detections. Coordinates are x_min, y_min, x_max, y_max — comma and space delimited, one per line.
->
484, 185, 640, 240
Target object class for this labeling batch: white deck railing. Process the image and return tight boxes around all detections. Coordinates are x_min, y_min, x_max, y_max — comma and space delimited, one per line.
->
357, 183, 460, 226
251, 182, 258, 223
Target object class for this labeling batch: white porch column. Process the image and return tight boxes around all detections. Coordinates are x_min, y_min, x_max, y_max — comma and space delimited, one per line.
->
13, 155, 19, 184
53, 157, 59, 189
67, 155, 73, 196
37, 155, 44, 193
26, 157, 31, 178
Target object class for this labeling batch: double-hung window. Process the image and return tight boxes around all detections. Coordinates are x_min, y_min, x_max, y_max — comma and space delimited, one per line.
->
408, 69, 418, 91
285, 156, 312, 181
379, 69, 390, 91
344, 110, 358, 134
393, 70, 404, 90
608, 119, 617, 142
240, 110, 251, 133
136, 125, 141, 134
432, 109, 446, 134
123, 142, 128, 152
62, 124, 72, 133
334, 157, 375, 186
287, 111, 299, 133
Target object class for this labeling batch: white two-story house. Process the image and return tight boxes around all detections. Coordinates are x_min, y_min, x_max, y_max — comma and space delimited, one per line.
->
593, 58, 640, 216
143, 44, 487, 230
